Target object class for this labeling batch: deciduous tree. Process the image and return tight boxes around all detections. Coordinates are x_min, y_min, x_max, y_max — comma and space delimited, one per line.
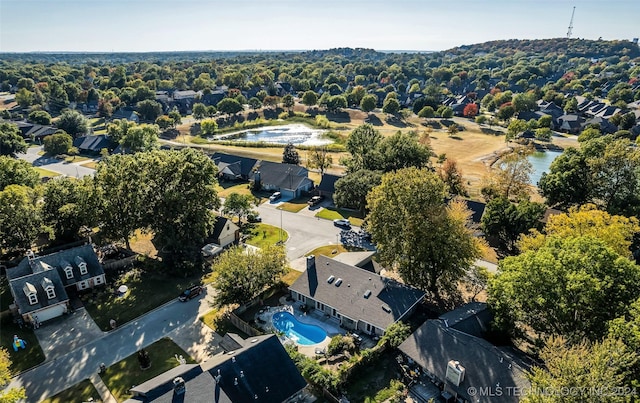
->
42, 176, 96, 242
223, 193, 254, 223
307, 146, 333, 175
282, 143, 300, 165
482, 150, 533, 201
136, 99, 162, 121
0, 348, 26, 403
192, 103, 207, 121
439, 159, 467, 196
0, 157, 39, 190
55, 110, 88, 138
0, 185, 42, 254
211, 244, 287, 307
367, 168, 483, 298
376, 130, 432, 172
345, 124, 382, 172
301, 91, 318, 107
27, 110, 51, 125
43, 131, 73, 155
481, 197, 545, 255
360, 94, 377, 113
0, 122, 27, 156
217, 98, 243, 115
200, 119, 218, 136
120, 124, 159, 153
333, 169, 382, 214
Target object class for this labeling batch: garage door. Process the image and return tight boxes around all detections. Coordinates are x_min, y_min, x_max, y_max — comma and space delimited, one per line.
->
34, 304, 66, 323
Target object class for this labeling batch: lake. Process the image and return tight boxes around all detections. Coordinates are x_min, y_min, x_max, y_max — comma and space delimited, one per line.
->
214, 124, 331, 146
527, 150, 563, 186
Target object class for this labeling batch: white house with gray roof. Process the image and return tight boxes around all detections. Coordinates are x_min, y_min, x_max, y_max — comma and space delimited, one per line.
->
288, 255, 425, 336
7, 244, 106, 324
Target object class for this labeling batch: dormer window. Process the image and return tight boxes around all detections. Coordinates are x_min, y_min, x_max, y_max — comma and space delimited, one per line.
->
75, 256, 88, 275
23, 282, 38, 305
64, 266, 73, 279
42, 277, 56, 299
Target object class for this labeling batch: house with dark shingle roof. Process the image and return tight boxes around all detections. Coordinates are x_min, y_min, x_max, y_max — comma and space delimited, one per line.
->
6, 244, 106, 324
315, 173, 342, 200
289, 255, 425, 336
111, 108, 139, 123
399, 303, 533, 403
211, 152, 259, 181
73, 134, 117, 155
250, 161, 314, 199
124, 334, 307, 403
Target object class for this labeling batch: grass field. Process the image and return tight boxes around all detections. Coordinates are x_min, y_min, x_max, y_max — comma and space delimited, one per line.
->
41, 379, 100, 403
80, 160, 99, 169
215, 181, 254, 198
100, 338, 195, 402
245, 223, 288, 248
315, 207, 364, 227
34, 167, 61, 178
277, 197, 309, 213
0, 314, 46, 373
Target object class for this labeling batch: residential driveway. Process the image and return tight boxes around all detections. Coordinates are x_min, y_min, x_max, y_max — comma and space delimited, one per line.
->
19, 145, 96, 178
9, 286, 221, 403
33, 308, 104, 361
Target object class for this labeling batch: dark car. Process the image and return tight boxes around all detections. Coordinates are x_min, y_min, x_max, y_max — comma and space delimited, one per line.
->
179, 285, 204, 302
247, 213, 262, 223
307, 195, 324, 206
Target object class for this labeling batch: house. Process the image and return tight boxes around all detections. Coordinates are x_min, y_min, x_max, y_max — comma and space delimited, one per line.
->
288, 255, 425, 336
202, 217, 240, 258
6, 244, 106, 324
172, 90, 198, 114
73, 134, 117, 155
399, 303, 533, 403
13, 121, 57, 141
111, 108, 139, 123
251, 161, 314, 199
555, 114, 584, 134
124, 334, 307, 403
314, 173, 342, 200
582, 116, 618, 134
211, 152, 259, 181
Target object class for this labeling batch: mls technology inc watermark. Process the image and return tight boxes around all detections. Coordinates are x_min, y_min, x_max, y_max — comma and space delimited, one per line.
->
466, 385, 637, 398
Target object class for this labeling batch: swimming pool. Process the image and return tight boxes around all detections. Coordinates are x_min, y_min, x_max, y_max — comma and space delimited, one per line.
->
272, 311, 327, 346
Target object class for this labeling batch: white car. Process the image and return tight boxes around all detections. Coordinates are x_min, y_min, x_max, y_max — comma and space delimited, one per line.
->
269, 192, 282, 202
333, 218, 351, 227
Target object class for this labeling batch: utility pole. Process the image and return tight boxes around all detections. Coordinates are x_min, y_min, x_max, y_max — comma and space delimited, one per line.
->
566, 6, 576, 39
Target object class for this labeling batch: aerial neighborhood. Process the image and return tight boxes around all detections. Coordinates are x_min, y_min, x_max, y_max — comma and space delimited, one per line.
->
1, 34, 640, 403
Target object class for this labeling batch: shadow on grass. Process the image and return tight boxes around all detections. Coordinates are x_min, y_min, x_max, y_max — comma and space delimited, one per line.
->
42, 379, 100, 403
0, 314, 46, 373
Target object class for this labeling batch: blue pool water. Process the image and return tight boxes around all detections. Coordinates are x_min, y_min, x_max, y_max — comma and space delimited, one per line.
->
272, 311, 327, 345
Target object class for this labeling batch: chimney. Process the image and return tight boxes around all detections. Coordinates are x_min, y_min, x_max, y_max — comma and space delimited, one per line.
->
306, 255, 315, 271
172, 377, 185, 396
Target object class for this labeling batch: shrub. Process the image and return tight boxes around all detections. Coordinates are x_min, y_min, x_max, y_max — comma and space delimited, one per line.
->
327, 335, 356, 355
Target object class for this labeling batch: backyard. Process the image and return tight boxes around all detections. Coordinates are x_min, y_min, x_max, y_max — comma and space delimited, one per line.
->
0, 313, 45, 373
100, 337, 195, 402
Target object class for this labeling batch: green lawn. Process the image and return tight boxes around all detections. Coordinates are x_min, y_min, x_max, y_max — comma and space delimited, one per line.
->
344, 351, 406, 402
277, 197, 309, 213
305, 245, 349, 258
215, 181, 254, 198
200, 309, 250, 339
41, 379, 100, 403
245, 223, 288, 249
81, 161, 99, 169
281, 267, 303, 286
63, 155, 91, 163
100, 338, 195, 402
0, 314, 45, 374
315, 207, 364, 227
34, 167, 60, 178
82, 265, 201, 331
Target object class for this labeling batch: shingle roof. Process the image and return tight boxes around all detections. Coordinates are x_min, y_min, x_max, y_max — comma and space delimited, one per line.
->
399, 320, 532, 403
251, 161, 312, 191
8, 244, 104, 287
438, 302, 493, 338
211, 152, 258, 178
8, 269, 69, 315
210, 217, 238, 241
125, 334, 306, 403
317, 173, 342, 194
73, 135, 116, 153
289, 255, 425, 330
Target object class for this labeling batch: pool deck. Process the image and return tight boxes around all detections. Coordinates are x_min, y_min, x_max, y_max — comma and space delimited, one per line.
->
254, 298, 345, 357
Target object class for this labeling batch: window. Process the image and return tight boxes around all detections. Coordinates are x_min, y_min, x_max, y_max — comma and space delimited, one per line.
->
79, 263, 87, 275
45, 287, 56, 299
64, 266, 73, 279
94, 276, 103, 285
78, 281, 88, 290
28, 294, 38, 305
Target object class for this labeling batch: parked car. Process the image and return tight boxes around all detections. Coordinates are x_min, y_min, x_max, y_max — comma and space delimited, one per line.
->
179, 285, 204, 302
269, 192, 282, 202
247, 213, 262, 223
307, 195, 324, 206
333, 218, 351, 228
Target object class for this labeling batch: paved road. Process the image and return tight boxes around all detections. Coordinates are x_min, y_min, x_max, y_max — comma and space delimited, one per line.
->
256, 201, 355, 262
9, 288, 217, 403
19, 146, 96, 178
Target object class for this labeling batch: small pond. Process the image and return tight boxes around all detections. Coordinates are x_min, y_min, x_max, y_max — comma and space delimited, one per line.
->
214, 124, 331, 146
527, 150, 563, 186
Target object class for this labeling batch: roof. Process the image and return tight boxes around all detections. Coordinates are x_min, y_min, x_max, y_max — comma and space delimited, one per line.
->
438, 302, 493, 338
211, 152, 258, 178
399, 320, 532, 403
317, 173, 342, 194
8, 244, 104, 288
289, 255, 425, 330
172, 90, 197, 100
8, 269, 69, 315
332, 251, 376, 268
461, 199, 486, 225
125, 334, 306, 403
73, 134, 116, 152
112, 109, 138, 121
211, 217, 239, 241
252, 161, 311, 191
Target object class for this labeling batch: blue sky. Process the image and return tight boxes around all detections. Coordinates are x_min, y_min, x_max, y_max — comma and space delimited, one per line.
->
1, 0, 638, 52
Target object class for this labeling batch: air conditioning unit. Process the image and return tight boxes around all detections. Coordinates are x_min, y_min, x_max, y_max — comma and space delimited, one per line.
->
445, 360, 465, 386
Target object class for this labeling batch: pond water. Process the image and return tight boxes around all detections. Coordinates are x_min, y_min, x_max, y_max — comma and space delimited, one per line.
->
215, 124, 331, 146
527, 150, 563, 186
